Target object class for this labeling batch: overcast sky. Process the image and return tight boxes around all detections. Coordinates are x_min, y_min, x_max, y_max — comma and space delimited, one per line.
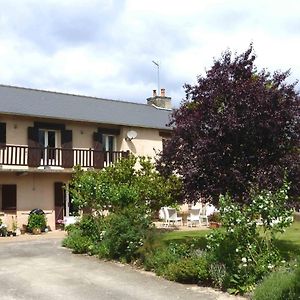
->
0, 0, 299, 107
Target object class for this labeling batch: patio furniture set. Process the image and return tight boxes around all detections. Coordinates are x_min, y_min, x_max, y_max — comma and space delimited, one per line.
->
159, 206, 209, 227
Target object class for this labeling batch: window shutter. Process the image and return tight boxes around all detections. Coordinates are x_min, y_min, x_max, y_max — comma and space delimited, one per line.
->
28, 127, 41, 167
0, 122, 6, 147
93, 132, 104, 169
93, 132, 103, 150
61, 130, 73, 168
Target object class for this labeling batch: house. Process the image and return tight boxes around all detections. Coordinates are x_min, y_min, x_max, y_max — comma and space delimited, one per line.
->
0, 85, 172, 230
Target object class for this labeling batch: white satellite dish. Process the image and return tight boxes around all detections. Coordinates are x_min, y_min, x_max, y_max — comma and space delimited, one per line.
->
126, 130, 137, 141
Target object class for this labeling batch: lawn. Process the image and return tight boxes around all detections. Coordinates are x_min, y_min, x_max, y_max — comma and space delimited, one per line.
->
155, 220, 300, 259
275, 220, 300, 259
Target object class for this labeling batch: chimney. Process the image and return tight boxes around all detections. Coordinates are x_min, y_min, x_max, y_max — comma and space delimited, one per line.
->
147, 88, 172, 109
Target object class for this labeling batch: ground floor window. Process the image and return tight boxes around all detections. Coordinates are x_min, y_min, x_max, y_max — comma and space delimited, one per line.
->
0, 184, 17, 212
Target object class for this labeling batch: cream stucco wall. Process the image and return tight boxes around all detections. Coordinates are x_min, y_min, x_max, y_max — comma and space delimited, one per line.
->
0, 114, 166, 156
0, 114, 169, 231
119, 127, 164, 158
0, 115, 33, 145
0, 172, 71, 230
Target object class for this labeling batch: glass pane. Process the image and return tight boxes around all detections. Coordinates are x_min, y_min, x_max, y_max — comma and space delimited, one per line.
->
108, 136, 114, 151
38, 130, 45, 146
48, 131, 56, 148
38, 130, 45, 159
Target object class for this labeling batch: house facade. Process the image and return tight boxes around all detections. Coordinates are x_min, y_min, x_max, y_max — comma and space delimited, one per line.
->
0, 85, 172, 230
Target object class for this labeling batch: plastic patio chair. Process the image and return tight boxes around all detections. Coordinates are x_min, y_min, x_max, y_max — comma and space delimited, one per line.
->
163, 207, 183, 227
199, 204, 209, 226
187, 207, 201, 227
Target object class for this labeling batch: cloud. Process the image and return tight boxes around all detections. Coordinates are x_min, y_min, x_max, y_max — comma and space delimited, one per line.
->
0, 0, 299, 107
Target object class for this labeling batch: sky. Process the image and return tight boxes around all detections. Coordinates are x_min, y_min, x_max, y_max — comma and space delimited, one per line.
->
0, 0, 299, 107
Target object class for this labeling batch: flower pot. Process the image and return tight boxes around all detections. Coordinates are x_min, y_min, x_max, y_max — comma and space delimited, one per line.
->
209, 222, 220, 229
32, 228, 41, 235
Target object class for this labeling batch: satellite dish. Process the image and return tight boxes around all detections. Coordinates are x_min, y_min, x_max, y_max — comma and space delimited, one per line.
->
126, 130, 137, 141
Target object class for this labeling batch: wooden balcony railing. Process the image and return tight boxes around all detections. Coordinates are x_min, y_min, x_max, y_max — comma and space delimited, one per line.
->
0, 145, 129, 169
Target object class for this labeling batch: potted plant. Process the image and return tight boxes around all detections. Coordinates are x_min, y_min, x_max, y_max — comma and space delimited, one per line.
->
0, 218, 8, 237
27, 213, 47, 235
11, 217, 18, 236
208, 212, 221, 228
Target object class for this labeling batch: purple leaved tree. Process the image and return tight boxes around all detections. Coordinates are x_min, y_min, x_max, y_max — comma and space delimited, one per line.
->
158, 45, 300, 206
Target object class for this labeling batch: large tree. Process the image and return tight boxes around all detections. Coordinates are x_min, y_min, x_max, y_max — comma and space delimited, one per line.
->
158, 45, 300, 206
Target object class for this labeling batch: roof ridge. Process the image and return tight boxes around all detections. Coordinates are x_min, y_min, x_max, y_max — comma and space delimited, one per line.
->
0, 83, 151, 107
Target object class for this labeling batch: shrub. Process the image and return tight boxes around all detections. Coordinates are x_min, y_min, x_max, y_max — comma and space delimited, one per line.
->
208, 212, 221, 223
142, 242, 190, 275
209, 262, 227, 289
206, 182, 293, 294
77, 215, 103, 243
99, 206, 152, 262
27, 213, 47, 231
164, 256, 209, 284
0, 218, 7, 237
252, 269, 297, 300
69, 156, 182, 216
62, 227, 93, 254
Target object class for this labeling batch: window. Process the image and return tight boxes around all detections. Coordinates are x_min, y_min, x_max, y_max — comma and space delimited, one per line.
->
103, 134, 116, 152
0, 184, 17, 211
38, 129, 59, 161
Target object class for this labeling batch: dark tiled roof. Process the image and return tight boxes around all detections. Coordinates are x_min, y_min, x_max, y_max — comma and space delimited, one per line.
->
0, 85, 172, 130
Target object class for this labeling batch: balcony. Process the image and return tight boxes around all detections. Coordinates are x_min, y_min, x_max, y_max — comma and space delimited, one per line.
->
0, 144, 129, 169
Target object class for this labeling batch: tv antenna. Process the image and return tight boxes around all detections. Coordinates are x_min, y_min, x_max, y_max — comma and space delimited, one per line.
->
152, 60, 160, 94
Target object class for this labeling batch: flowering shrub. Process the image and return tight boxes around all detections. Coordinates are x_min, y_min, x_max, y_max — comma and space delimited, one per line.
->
70, 156, 182, 215
64, 156, 181, 262
206, 181, 293, 294
97, 206, 152, 262
142, 240, 210, 284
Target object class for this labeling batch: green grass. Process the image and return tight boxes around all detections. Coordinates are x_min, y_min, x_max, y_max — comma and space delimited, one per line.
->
160, 229, 209, 243
275, 220, 300, 259
63, 221, 300, 256
150, 228, 210, 251
152, 220, 300, 259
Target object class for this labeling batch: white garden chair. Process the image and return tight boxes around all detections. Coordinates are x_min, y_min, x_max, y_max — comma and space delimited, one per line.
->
187, 205, 209, 227
163, 207, 183, 227
187, 207, 201, 227
199, 204, 209, 226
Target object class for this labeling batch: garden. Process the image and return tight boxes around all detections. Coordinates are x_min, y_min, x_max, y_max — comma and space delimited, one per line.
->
63, 46, 300, 299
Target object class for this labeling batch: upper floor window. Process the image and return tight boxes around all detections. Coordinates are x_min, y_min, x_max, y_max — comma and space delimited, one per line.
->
39, 129, 59, 148
38, 129, 60, 161
103, 134, 116, 151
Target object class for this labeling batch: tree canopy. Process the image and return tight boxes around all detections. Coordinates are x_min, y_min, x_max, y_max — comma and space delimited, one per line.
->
158, 45, 300, 206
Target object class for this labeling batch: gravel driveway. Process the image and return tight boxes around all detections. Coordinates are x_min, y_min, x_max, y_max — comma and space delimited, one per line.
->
0, 238, 244, 300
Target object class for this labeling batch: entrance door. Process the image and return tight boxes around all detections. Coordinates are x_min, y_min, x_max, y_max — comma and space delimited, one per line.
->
54, 182, 65, 229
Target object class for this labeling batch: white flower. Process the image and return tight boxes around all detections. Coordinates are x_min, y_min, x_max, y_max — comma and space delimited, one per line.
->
241, 257, 247, 263
268, 264, 274, 269
236, 248, 239, 252
243, 263, 247, 267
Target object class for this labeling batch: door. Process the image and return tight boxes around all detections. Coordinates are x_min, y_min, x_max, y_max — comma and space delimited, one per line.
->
103, 134, 116, 165
54, 182, 65, 229
39, 129, 58, 165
